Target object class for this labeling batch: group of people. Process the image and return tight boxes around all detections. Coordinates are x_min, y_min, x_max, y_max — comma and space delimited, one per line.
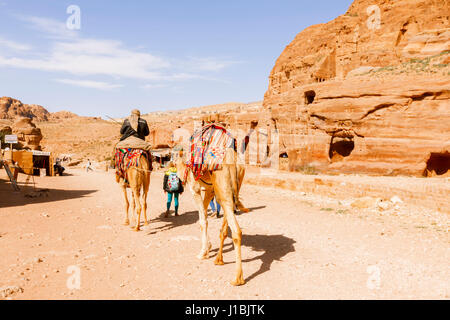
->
116, 108, 222, 218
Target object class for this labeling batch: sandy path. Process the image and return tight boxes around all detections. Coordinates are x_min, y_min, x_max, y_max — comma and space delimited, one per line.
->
0, 168, 449, 299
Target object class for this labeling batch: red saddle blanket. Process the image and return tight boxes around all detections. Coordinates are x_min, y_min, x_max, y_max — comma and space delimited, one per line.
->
114, 148, 152, 184
186, 124, 235, 181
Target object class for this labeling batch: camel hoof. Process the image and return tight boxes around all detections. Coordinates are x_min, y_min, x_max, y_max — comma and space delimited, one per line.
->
214, 258, 224, 265
197, 242, 212, 260
123, 220, 130, 226
230, 279, 245, 286
144, 221, 149, 226
133, 227, 140, 232
196, 253, 208, 260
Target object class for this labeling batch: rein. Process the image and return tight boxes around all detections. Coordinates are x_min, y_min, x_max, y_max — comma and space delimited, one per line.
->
199, 178, 213, 186
182, 163, 213, 186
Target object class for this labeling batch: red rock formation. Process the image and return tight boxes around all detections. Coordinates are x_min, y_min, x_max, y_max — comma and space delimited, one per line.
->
0, 120, 12, 146
263, 0, 450, 177
12, 117, 43, 150
0, 97, 50, 121
265, 0, 449, 96
49, 111, 80, 120
0, 97, 82, 122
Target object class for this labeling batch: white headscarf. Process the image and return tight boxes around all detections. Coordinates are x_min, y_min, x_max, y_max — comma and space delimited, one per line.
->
129, 109, 140, 131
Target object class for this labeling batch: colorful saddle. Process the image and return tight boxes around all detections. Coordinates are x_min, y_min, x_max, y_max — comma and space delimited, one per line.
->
186, 124, 236, 181
114, 148, 152, 184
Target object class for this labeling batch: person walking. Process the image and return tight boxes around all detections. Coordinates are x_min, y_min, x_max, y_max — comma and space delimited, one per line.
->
86, 159, 93, 172
163, 162, 183, 217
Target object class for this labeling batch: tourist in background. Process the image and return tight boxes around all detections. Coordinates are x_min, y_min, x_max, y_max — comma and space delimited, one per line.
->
163, 162, 184, 217
86, 159, 93, 172
209, 196, 221, 218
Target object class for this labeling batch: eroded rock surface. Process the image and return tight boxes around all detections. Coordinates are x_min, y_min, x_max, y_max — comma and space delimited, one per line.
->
0, 97, 50, 121
263, 0, 450, 177
12, 117, 43, 150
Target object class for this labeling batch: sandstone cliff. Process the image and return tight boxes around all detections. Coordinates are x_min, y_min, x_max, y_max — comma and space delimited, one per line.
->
49, 111, 80, 120
263, 0, 450, 177
0, 97, 80, 122
0, 97, 51, 121
12, 117, 43, 150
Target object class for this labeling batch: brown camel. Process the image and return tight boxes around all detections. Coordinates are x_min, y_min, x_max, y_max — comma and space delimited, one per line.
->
175, 148, 249, 286
116, 154, 151, 231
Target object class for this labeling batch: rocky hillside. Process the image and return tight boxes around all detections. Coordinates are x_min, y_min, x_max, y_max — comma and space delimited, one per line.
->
0, 97, 51, 121
262, 0, 450, 177
265, 0, 449, 97
0, 97, 79, 121
1, 94, 263, 163
41, 101, 263, 163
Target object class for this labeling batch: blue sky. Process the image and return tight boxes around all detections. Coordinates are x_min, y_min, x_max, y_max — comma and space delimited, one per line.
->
0, 0, 353, 117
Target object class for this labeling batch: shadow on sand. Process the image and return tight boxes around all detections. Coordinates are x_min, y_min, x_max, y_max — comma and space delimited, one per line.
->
210, 233, 296, 283
0, 178, 97, 209
146, 210, 199, 234
235, 205, 266, 215
146, 205, 267, 234
148, 204, 294, 283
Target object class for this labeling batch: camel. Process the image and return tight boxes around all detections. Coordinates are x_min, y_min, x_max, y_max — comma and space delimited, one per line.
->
116, 154, 151, 231
175, 148, 249, 286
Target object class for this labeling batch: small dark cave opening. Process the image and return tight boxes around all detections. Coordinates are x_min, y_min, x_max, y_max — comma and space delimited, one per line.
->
304, 90, 316, 105
424, 152, 450, 177
329, 137, 355, 161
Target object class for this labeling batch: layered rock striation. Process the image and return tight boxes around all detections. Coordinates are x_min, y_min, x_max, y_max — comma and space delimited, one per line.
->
263, 0, 450, 177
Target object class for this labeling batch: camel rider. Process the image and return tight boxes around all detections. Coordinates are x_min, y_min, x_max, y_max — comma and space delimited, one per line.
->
115, 109, 152, 152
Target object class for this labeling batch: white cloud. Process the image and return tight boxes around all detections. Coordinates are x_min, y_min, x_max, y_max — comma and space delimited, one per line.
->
141, 84, 168, 89
0, 37, 31, 51
0, 38, 172, 80
16, 15, 79, 39
55, 78, 123, 90
0, 15, 238, 86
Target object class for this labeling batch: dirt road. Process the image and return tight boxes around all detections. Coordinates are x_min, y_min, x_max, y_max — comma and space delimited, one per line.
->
0, 168, 449, 299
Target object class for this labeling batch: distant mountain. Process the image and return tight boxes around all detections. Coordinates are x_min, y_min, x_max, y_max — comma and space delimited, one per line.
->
0, 97, 79, 121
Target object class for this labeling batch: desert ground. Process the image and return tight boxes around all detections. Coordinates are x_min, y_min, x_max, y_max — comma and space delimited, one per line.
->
1, 167, 448, 300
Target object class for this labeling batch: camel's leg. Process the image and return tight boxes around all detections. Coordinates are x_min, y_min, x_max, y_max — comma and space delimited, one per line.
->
236, 201, 249, 213
122, 185, 130, 225
213, 169, 245, 286
192, 189, 214, 259
227, 210, 244, 285
130, 188, 136, 227
236, 165, 249, 213
142, 173, 150, 226
214, 215, 228, 266
131, 187, 142, 231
